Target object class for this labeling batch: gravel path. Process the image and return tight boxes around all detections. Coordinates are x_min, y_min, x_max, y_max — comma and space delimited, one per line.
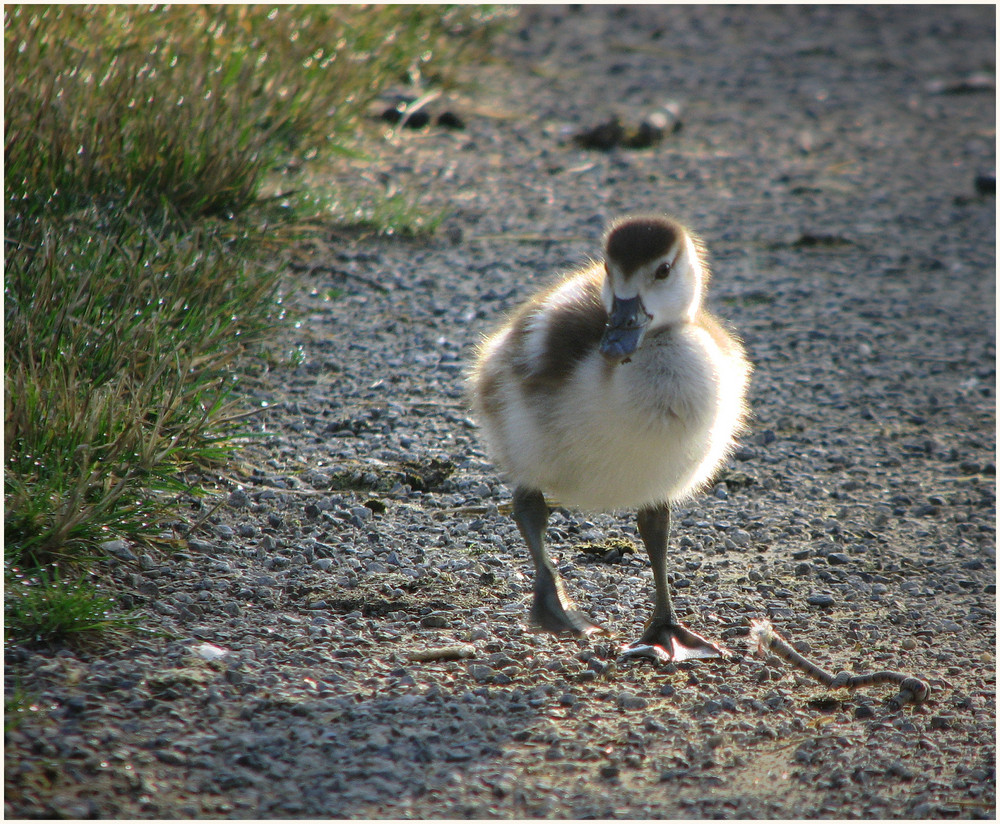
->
6, 6, 995, 819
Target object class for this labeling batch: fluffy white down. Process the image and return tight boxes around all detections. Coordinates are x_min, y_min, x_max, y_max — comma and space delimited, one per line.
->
474, 318, 749, 511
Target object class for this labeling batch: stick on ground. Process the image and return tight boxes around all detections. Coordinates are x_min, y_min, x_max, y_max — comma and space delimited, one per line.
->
750, 618, 930, 710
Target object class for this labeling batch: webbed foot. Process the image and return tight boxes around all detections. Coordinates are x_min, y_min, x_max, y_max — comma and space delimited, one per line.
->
621, 621, 730, 663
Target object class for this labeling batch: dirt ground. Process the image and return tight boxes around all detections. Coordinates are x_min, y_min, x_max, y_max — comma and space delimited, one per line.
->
5, 5, 995, 820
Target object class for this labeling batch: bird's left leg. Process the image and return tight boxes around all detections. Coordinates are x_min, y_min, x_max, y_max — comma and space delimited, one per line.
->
622, 502, 730, 663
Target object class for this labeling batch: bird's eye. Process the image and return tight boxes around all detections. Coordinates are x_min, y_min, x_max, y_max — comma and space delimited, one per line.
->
654, 261, 672, 280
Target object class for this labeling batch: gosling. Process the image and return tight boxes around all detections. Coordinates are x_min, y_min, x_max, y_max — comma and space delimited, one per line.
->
470, 214, 751, 662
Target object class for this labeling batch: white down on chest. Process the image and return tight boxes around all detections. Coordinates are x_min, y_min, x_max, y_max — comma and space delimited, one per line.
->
492, 323, 741, 511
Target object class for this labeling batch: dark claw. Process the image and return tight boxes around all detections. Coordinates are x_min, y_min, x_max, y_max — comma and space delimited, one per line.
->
529, 591, 604, 637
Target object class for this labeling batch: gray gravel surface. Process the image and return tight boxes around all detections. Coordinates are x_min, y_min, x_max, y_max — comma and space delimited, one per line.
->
6, 6, 995, 819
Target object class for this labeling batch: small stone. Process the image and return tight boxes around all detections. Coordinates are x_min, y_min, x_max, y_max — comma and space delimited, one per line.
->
420, 613, 450, 629
929, 715, 953, 730
887, 760, 914, 780
826, 552, 850, 565
573, 117, 625, 150
154, 749, 188, 766
312, 558, 334, 571
807, 593, 835, 607
660, 768, 688, 782
436, 111, 466, 129
64, 696, 87, 715
617, 692, 649, 711
469, 664, 495, 683
102, 540, 136, 562
236, 523, 257, 538
191, 642, 230, 662
559, 693, 578, 707
730, 529, 751, 547
351, 506, 373, 523
408, 645, 476, 663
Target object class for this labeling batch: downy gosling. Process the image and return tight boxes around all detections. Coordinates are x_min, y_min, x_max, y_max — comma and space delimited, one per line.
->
470, 214, 751, 662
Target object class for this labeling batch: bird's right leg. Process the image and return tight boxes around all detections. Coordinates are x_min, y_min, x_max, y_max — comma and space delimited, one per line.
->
512, 486, 603, 637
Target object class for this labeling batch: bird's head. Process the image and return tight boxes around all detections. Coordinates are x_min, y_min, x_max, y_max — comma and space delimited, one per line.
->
599, 214, 705, 364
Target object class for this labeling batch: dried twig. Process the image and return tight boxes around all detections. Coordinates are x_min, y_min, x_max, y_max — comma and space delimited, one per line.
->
750, 618, 930, 710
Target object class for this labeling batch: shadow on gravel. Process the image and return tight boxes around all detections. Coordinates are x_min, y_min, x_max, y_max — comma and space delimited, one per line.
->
187, 686, 538, 818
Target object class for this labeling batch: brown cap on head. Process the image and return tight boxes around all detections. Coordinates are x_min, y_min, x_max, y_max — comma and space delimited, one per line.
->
604, 215, 683, 277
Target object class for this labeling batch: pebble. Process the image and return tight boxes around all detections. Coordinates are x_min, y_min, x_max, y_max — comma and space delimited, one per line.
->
351, 506, 373, 523
730, 529, 752, 547
468, 664, 495, 682
228, 489, 252, 508
102, 540, 136, 562
191, 642, 230, 662
616, 692, 649, 711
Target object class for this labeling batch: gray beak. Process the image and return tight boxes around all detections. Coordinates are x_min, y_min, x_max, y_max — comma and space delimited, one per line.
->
599, 295, 651, 363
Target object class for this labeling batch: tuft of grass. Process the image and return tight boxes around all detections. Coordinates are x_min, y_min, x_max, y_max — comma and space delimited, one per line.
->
3, 5, 510, 647
4, 563, 134, 648
4, 216, 283, 567
4, 4, 512, 227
